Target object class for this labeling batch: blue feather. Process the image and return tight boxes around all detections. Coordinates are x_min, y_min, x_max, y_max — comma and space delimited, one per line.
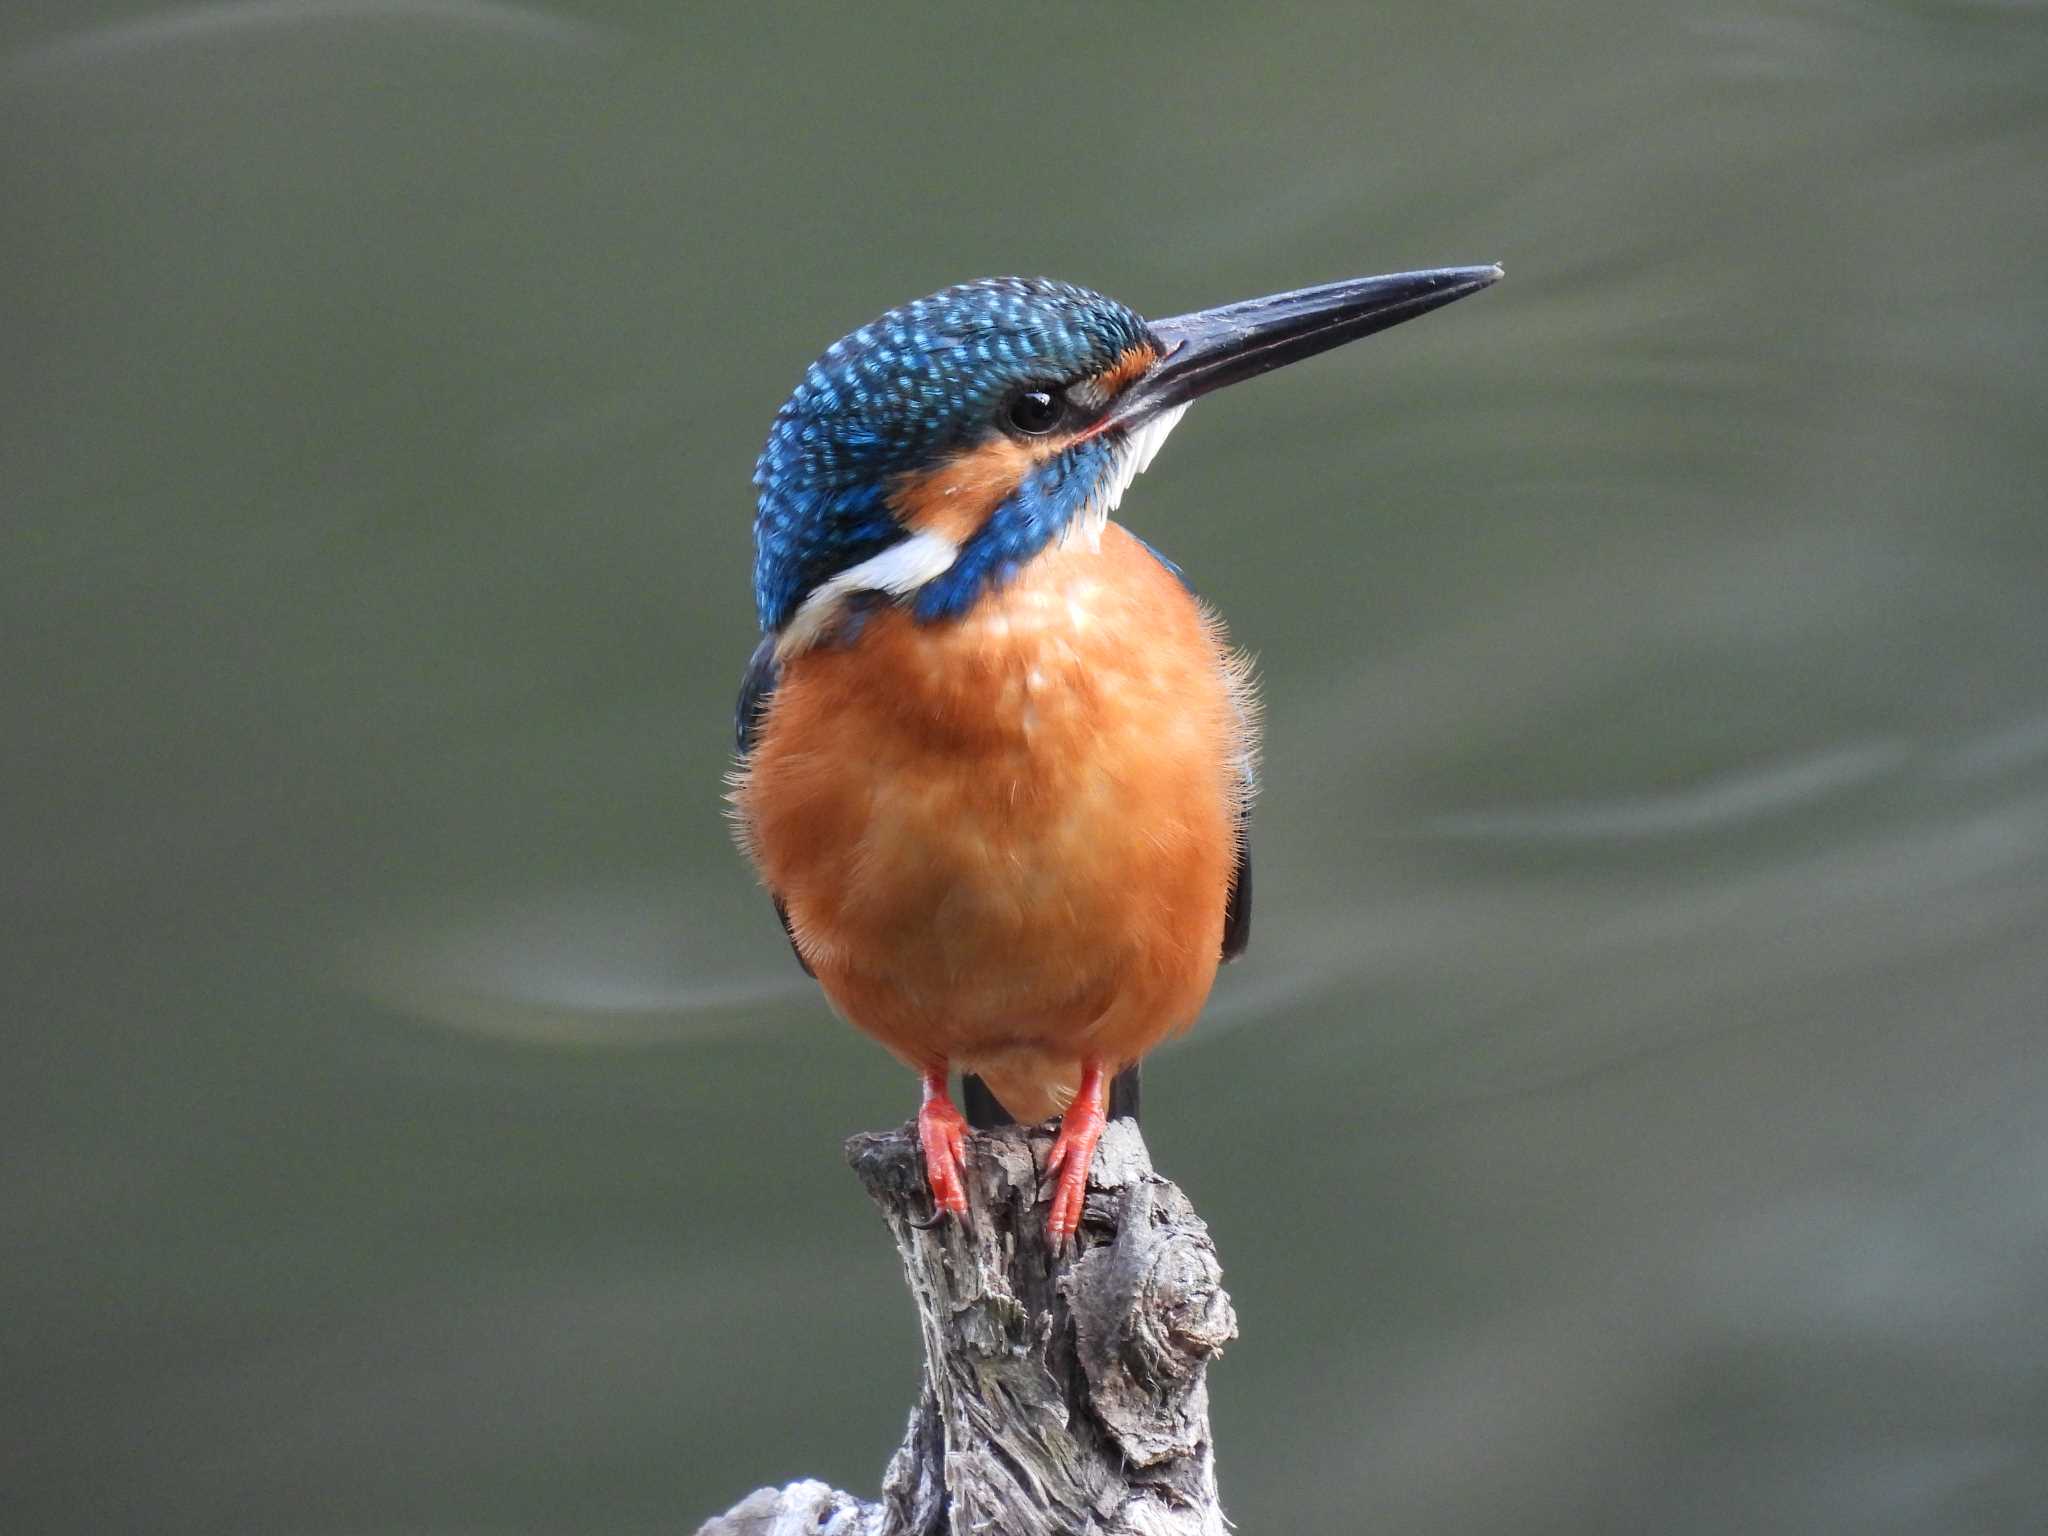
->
752, 278, 1156, 631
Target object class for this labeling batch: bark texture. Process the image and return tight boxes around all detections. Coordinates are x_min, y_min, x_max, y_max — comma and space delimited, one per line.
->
693, 1119, 1234, 1536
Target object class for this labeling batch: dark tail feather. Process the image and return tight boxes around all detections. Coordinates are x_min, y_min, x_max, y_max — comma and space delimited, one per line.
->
960, 1064, 1142, 1129
1108, 1062, 1141, 1123
960, 1073, 1014, 1129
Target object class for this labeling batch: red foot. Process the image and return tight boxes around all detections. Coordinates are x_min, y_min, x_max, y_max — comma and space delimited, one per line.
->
917, 1068, 970, 1221
1043, 1061, 1109, 1249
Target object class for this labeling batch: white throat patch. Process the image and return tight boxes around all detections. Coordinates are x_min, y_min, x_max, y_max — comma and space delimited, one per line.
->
1064, 403, 1191, 552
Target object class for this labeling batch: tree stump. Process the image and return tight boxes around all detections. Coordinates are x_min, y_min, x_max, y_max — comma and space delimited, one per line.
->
693, 1118, 1235, 1536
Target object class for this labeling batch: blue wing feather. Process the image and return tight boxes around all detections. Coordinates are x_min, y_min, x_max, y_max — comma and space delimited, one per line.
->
734, 632, 780, 756
1222, 833, 1252, 962
735, 633, 814, 977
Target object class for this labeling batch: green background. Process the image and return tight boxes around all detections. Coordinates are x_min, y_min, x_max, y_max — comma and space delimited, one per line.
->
6, 2, 2046, 1531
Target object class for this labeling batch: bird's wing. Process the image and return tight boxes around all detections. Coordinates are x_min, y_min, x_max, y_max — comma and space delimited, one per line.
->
735, 633, 815, 978
734, 631, 780, 757
1219, 635, 1256, 963
770, 894, 813, 977
1221, 825, 1252, 962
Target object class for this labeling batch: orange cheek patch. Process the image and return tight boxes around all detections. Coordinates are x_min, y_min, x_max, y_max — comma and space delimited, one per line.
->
889, 437, 1041, 543
1093, 342, 1161, 398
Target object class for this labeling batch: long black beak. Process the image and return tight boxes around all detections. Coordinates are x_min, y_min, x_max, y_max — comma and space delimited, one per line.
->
1103, 264, 1502, 432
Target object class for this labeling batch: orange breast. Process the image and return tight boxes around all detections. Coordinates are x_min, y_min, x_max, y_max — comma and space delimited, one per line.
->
733, 522, 1254, 1122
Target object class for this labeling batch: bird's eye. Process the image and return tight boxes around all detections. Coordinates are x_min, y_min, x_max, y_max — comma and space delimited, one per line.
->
1006, 388, 1066, 436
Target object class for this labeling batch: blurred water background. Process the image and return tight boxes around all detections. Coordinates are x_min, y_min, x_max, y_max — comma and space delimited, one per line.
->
5, 2, 2047, 1531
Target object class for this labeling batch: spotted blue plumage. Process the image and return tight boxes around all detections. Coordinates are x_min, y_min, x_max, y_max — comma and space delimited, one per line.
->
752, 277, 1156, 631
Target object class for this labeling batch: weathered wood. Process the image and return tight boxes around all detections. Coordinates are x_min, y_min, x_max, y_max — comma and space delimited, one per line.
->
694, 1119, 1234, 1536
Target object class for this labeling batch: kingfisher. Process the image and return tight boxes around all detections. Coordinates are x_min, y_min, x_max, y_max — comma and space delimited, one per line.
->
731, 264, 1499, 1245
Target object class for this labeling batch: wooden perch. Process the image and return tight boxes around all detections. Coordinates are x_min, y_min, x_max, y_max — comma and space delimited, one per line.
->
693, 1118, 1235, 1536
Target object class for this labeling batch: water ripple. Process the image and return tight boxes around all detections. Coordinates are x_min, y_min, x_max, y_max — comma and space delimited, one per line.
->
5, 0, 615, 76
1409, 740, 1909, 843
343, 886, 811, 1047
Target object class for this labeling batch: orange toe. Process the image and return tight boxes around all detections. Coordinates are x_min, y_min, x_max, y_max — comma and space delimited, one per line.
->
917, 1069, 971, 1219
1043, 1061, 1108, 1248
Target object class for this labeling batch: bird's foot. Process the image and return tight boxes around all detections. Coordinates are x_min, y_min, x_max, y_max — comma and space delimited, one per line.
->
916, 1071, 971, 1225
1041, 1062, 1108, 1253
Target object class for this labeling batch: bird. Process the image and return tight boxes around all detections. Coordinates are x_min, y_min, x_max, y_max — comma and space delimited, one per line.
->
730, 263, 1500, 1245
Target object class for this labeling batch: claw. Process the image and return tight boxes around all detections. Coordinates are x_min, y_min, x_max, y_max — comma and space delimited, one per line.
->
1042, 1061, 1108, 1253
916, 1067, 971, 1225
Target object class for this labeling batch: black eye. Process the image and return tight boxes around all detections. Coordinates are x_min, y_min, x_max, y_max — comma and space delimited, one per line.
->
1006, 388, 1066, 436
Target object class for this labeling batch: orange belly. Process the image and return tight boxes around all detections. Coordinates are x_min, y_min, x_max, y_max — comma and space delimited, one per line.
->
732, 522, 1254, 1122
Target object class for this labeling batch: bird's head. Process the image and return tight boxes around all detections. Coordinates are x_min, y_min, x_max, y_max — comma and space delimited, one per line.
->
754, 266, 1499, 654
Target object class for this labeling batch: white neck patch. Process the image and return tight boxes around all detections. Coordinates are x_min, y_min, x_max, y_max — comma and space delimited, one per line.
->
776, 528, 960, 660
